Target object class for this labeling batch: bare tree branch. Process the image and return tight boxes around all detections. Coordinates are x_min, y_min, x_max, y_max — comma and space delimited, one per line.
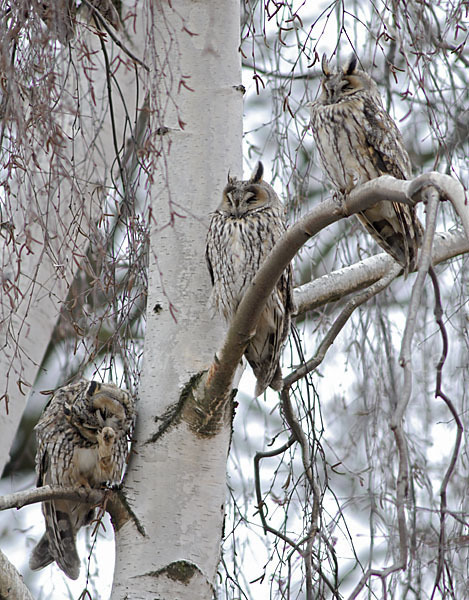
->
0, 485, 133, 532
286, 263, 402, 386
0, 485, 108, 511
293, 230, 469, 317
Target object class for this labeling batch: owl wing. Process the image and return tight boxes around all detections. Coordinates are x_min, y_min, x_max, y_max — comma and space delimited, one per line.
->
205, 224, 215, 286
246, 220, 293, 396
358, 98, 422, 272
29, 389, 86, 580
29, 441, 83, 580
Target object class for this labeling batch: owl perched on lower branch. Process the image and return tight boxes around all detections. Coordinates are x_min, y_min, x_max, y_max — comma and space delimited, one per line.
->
206, 162, 293, 396
309, 54, 423, 274
29, 380, 136, 580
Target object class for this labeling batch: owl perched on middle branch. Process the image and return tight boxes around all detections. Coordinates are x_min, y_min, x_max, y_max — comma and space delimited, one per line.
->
206, 162, 293, 396
309, 54, 423, 274
29, 380, 136, 580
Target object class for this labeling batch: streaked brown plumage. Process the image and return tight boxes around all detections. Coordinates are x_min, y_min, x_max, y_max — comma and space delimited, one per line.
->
206, 162, 293, 396
29, 380, 135, 580
309, 54, 423, 273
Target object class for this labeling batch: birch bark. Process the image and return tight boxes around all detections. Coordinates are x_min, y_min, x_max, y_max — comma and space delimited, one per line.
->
111, 1, 242, 598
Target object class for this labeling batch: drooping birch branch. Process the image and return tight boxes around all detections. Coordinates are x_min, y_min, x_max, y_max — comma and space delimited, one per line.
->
347, 185, 444, 599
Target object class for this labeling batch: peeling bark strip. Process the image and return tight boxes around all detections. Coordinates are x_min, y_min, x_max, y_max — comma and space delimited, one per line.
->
145, 371, 233, 442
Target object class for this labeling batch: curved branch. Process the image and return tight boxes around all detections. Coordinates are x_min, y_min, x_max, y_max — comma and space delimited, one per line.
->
205, 173, 469, 402
407, 171, 469, 240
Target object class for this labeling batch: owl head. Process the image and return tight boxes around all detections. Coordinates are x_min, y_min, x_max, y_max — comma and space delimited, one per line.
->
318, 54, 381, 106
63, 381, 135, 443
219, 162, 282, 218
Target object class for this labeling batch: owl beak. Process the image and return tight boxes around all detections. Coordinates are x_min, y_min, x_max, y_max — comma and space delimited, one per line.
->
228, 197, 242, 218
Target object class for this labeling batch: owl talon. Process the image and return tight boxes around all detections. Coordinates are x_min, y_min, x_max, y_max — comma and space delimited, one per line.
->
102, 481, 122, 491
332, 190, 347, 208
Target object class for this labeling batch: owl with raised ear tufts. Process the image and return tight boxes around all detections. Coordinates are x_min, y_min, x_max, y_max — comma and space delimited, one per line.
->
205, 162, 293, 396
309, 54, 423, 274
29, 380, 136, 580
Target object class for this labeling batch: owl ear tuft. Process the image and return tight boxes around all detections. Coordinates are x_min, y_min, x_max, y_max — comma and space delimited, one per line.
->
250, 161, 264, 183
344, 54, 358, 76
227, 170, 237, 185
321, 53, 331, 77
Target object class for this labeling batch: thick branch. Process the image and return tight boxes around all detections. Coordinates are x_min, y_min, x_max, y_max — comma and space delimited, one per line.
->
294, 230, 469, 317
0, 548, 34, 600
205, 173, 469, 401
407, 172, 469, 240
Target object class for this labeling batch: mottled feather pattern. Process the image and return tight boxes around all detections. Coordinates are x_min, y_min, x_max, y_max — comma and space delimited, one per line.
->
310, 55, 423, 273
29, 380, 136, 580
206, 162, 293, 396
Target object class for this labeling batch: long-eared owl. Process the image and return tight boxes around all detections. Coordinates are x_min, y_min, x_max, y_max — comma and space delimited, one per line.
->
309, 54, 423, 273
29, 380, 136, 580
206, 162, 293, 396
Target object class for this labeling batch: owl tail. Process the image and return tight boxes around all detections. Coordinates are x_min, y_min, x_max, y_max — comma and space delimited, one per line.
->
31, 503, 81, 580
254, 363, 283, 397
50, 509, 81, 580
30, 526, 80, 580
29, 533, 54, 571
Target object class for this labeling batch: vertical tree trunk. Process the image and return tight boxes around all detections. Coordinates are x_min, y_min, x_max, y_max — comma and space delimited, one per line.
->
111, 1, 242, 597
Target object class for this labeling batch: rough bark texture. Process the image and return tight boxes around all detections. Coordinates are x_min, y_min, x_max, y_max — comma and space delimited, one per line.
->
0, 548, 34, 600
111, 1, 242, 598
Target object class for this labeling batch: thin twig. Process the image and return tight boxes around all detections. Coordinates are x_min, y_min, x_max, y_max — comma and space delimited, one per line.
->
428, 266, 463, 599
280, 386, 321, 600
285, 263, 401, 386
253, 436, 302, 551
81, 0, 150, 71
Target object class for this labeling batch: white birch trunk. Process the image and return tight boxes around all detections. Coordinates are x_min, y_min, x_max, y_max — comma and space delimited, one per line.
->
111, 1, 242, 597
0, 18, 141, 476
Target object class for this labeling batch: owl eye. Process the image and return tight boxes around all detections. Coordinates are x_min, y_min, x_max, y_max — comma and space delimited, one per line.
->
244, 192, 257, 204
81, 423, 98, 431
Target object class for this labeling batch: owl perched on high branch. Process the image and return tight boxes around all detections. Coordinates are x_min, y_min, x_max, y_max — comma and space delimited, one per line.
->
309, 54, 423, 274
29, 380, 136, 580
206, 162, 293, 396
